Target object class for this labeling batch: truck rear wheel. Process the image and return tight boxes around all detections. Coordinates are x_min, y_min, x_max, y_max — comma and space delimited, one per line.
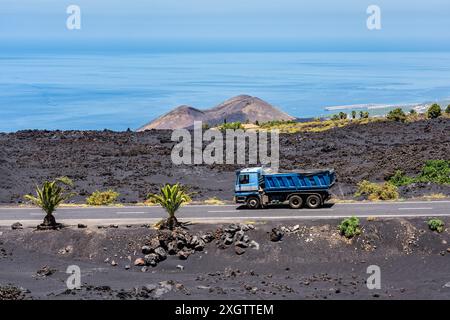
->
246, 197, 260, 209
288, 195, 303, 209
306, 194, 321, 209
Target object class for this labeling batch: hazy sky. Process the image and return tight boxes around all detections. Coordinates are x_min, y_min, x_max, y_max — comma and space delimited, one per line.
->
1, 0, 450, 51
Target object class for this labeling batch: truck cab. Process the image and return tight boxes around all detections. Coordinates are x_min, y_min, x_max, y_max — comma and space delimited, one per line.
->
234, 168, 262, 208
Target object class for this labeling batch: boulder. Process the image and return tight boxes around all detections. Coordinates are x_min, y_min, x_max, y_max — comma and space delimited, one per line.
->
194, 239, 205, 251
249, 240, 260, 250
235, 241, 249, 248
177, 250, 190, 260
224, 224, 239, 234
134, 258, 145, 266
235, 246, 246, 255
234, 230, 245, 242
154, 247, 167, 261
149, 238, 161, 251
270, 228, 284, 242
167, 241, 178, 255
224, 236, 234, 245
201, 233, 215, 243
189, 235, 199, 247
11, 222, 23, 230
141, 245, 152, 255
144, 253, 159, 267
177, 239, 186, 249
240, 224, 250, 232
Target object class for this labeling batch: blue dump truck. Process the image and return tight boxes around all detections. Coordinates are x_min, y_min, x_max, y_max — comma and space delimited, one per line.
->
234, 167, 336, 209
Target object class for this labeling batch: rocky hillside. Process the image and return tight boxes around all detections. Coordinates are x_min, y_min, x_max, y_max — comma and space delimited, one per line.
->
0, 118, 449, 203
138, 95, 295, 130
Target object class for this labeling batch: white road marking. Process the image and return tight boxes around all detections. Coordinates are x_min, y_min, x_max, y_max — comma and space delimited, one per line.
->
335, 200, 450, 205
208, 209, 335, 213
196, 213, 450, 220
398, 207, 433, 210
116, 212, 146, 214
0, 200, 448, 212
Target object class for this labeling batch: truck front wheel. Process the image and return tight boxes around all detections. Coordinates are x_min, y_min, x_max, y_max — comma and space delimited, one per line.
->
306, 194, 322, 209
288, 195, 303, 209
246, 197, 260, 209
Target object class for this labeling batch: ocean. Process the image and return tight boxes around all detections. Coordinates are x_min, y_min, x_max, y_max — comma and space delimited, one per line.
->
1, 51, 450, 132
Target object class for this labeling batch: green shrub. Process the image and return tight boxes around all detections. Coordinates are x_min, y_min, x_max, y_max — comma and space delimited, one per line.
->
428, 219, 445, 233
219, 122, 243, 130
355, 180, 399, 201
339, 112, 347, 120
339, 217, 361, 238
389, 170, 415, 187
359, 111, 369, 119
426, 104, 442, 119
446, 105, 450, 114
351, 111, 357, 119
388, 160, 450, 187
416, 160, 450, 185
409, 109, 417, 115
330, 114, 340, 121
260, 119, 296, 128
387, 108, 407, 123
86, 190, 120, 206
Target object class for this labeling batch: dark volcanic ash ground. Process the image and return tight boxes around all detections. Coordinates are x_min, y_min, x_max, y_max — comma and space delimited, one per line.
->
0, 218, 449, 300
0, 118, 449, 203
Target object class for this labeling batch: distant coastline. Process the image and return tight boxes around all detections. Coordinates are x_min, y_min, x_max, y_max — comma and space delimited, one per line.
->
324, 99, 450, 116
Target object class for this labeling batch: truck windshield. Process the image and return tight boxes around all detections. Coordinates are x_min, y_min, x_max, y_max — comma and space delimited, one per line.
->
239, 174, 250, 184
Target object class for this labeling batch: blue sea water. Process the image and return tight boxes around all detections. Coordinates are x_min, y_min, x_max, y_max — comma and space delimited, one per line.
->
1, 51, 450, 132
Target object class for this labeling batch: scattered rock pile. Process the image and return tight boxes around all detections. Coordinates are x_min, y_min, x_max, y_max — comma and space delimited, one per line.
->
132, 280, 189, 299
35, 265, 56, 278
135, 228, 215, 268
215, 223, 258, 255
0, 286, 29, 300
134, 223, 259, 268
60, 281, 189, 300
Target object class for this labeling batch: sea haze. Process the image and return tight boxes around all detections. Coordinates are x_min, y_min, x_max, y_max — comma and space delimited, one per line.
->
1, 51, 450, 132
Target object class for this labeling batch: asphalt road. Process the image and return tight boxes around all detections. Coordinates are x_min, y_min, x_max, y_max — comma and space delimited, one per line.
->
1, 200, 450, 226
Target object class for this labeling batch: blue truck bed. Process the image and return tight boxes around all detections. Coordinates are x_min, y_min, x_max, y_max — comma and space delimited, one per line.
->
262, 169, 335, 192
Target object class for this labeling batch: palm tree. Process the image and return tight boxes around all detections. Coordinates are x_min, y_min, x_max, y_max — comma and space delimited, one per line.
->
24, 177, 74, 229
148, 184, 191, 230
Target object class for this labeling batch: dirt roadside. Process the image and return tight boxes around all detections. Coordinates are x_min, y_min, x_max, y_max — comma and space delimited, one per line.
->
1, 217, 449, 300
